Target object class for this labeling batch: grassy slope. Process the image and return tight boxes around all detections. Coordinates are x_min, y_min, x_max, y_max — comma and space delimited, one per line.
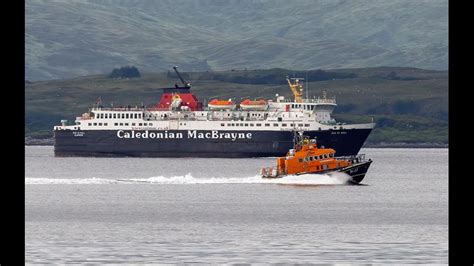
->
25, 67, 448, 144
26, 0, 448, 81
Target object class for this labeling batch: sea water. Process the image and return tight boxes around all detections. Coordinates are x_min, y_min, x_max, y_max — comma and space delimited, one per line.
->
25, 146, 448, 264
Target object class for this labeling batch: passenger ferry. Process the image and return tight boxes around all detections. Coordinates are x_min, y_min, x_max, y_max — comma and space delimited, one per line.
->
53, 67, 375, 157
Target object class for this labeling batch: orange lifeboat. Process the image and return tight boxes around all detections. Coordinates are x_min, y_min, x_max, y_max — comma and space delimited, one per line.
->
240, 99, 268, 111
260, 134, 372, 184
208, 99, 236, 110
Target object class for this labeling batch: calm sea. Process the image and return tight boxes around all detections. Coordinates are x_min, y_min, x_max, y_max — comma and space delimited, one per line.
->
25, 146, 448, 264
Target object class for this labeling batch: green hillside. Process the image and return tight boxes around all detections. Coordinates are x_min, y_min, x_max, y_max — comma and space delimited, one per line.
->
25, 67, 448, 145
26, 0, 448, 81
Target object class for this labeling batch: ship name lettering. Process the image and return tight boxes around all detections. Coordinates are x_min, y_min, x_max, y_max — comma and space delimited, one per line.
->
117, 130, 183, 139
187, 130, 252, 140
117, 130, 251, 140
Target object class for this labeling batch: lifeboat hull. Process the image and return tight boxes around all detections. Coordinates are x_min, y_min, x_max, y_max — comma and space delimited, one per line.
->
261, 160, 372, 184
240, 104, 268, 111
208, 104, 236, 110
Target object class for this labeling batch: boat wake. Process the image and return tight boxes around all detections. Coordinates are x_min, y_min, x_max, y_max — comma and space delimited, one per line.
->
26, 172, 351, 185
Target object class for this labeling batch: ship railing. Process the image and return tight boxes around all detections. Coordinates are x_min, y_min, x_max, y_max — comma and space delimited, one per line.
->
276, 98, 337, 104
336, 154, 368, 164
91, 107, 146, 111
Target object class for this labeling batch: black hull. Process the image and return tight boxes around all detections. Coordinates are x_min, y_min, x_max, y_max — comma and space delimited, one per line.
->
338, 160, 373, 184
54, 128, 372, 158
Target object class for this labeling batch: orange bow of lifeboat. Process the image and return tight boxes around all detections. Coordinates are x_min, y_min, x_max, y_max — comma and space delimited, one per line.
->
208, 99, 236, 110
260, 136, 372, 184
240, 99, 268, 111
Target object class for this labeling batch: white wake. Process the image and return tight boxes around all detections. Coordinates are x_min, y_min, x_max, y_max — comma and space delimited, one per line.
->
25, 172, 351, 185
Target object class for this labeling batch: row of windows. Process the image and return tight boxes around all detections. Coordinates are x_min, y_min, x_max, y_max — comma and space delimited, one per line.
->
88, 122, 152, 127
96, 113, 142, 119
220, 123, 310, 127
88, 122, 108, 126
292, 104, 315, 110
298, 153, 334, 162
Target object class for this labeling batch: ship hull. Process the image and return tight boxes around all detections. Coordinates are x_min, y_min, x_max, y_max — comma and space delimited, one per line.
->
54, 128, 372, 158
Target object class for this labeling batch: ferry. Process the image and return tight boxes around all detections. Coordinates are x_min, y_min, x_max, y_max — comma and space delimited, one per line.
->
53, 66, 375, 157
260, 133, 372, 184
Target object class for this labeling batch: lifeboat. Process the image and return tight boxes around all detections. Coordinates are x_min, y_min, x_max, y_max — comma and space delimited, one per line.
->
208, 99, 236, 110
240, 99, 268, 111
260, 134, 372, 184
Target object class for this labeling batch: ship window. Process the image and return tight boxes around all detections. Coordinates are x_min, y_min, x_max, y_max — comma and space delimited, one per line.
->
125, 123, 129, 126
113, 114, 116, 119
324, 154, 328, 159
305, 124, 310, 127
240, 123, 244, 126
290, 124, 294, 127
256, 123, 261, 126
298, 158, 303, 162
132, 123, 135, 126
134, 114, 137, 119
125, 114, 129, 119
298, 124, 303, 127
244, 123, 248, 126
265, 124, 270, 127
319, 155, 323, 159
104, 123, 108, 126
329, 153, 334, 158
88, 123, 91, 126
250, 124, 254, 127
93, 123, 97, 126
114, 123, 118, 126
282, 123, 287, 127
143, 123, 147, 126
273, 123, 278, 127
309, 157, 314, 161
139, 123, 142, 126
98, 123, 102, 126
221, 123, 225, 126
138, 114, 141, 119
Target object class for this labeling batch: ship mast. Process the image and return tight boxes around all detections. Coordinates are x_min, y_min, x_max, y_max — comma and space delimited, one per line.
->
286, 76, 304, 103
173, 66, 190, 88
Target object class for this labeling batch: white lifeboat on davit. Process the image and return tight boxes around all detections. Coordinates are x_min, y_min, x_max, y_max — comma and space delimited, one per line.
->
240, 99, 268, 111
208, 99, 236, 110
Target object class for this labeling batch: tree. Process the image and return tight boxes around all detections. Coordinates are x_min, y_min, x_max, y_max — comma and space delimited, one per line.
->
108, 66, 141, 78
